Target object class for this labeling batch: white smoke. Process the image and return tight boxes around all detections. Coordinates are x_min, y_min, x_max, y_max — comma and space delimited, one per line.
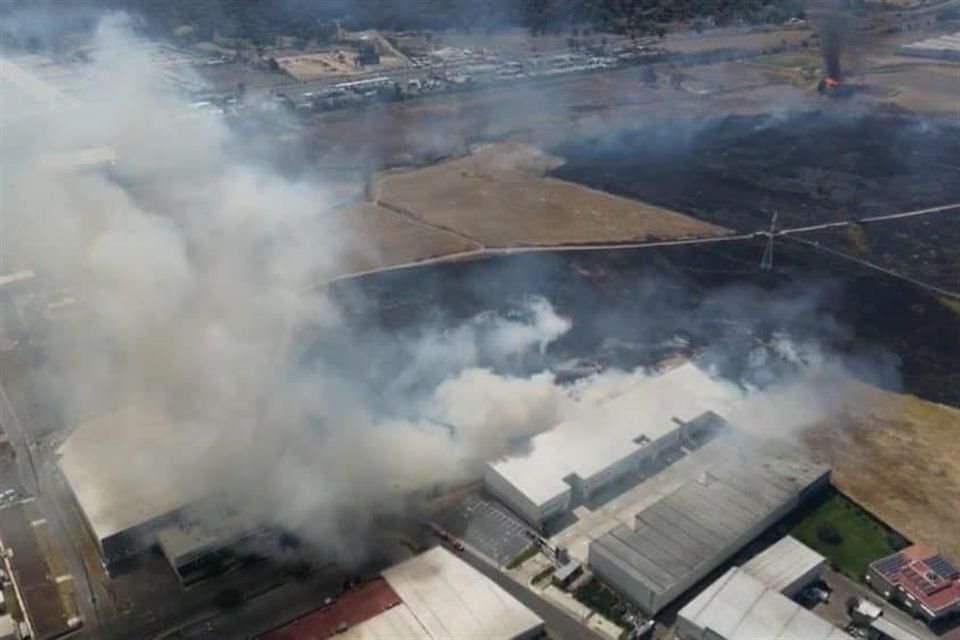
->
0, 18, 583, 541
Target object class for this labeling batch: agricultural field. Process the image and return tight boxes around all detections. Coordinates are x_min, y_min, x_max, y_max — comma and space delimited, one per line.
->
371, 142, 729, 247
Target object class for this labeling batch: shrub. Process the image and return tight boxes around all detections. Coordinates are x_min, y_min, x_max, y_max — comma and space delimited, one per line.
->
817, 522, 844, 545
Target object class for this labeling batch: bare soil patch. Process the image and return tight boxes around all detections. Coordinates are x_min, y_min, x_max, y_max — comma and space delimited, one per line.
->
371, 142, 729, 247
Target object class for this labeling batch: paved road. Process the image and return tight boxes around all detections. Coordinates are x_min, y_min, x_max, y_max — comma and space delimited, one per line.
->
325, 202, 960, 287
817, 567, 937, 640
779, 203, 960, 235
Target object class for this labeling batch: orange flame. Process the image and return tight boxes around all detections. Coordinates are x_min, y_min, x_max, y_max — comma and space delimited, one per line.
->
825, 77, 840, 88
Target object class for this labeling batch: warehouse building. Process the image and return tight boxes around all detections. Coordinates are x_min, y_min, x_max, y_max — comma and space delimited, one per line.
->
677, 567, 851, 640
897, 32, 960, 61
485, 363, 735, 529
588, 451, 830, 615
264, 547, 544, 640
56, 407, 258, 578
741, 535, 825, 598
865, 544, 960, 622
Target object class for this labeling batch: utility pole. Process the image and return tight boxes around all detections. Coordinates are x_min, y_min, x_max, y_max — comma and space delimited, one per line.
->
760, 211, 778, 272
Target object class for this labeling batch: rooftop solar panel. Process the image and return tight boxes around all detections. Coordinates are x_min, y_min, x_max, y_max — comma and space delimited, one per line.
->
927, 555, 959, 580
873, 554, 907, 575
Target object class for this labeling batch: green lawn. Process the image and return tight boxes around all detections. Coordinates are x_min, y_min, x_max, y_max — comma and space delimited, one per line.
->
791, 493, 898, 580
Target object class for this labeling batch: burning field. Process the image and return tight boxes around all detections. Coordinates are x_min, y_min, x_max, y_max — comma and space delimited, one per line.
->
549, 112, 960, 231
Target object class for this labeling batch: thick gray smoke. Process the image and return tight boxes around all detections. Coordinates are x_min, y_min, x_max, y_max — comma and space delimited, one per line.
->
0, 17, 578, 546
1, 14, 900, 564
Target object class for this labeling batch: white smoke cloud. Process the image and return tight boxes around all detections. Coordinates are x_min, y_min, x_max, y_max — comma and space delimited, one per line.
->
0, 14, 900, 565
0, 16, 592, 554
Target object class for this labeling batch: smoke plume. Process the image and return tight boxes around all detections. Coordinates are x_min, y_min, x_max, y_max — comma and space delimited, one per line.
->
810, 0, 853, 80
1, 13, 900, 564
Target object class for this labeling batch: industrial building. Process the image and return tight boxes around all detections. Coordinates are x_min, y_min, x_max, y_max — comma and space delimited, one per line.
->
897, 32, 960, 61
741, 535, 825, 598
588, 452, 830, 615
484, 363, 735, 528
56, 407, 256, 578
865, 544, 960, 622
676, 567, 852, 640
264, 547, 544, 640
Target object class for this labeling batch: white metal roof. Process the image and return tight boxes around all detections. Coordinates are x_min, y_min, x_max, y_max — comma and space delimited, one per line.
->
870, 616, 923, 640
57, 406, 209, 541
901, 32, 960, 52
382, 547, 543, 640
680, 568, 852, 640
487, 363, 737, 507
0, 271, 35, 288
741, 536, 825, 593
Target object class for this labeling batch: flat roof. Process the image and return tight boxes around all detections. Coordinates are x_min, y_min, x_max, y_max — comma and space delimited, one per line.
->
0, 271, 35, 288
741, 536, 824, 593
57, 406, 210, 541
382, 547, 543, 640
870, 617, 923, 640
680, 568, 851, 640
487, 363, 737, 506
591, 451, 830, 602
155, 501, 259, 568
900, 32, 960, 52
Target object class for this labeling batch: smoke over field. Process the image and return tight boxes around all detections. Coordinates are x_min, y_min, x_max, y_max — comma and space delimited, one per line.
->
0, 16, 912, 562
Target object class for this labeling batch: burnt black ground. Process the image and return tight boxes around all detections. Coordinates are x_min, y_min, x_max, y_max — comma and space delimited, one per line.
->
793, 210, 960, 295
327, 238, 960, 408
549, 111, 960, 232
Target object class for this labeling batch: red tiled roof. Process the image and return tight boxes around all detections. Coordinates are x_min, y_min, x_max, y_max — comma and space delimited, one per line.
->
261, 579, 402, 640
872, 545, 960, 614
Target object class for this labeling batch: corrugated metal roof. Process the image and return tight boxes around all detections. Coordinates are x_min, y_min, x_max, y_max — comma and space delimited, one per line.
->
680, 568, 852, 640
487, 363, 737, 507
741, 536, 824, 593
591, 453, 829, 601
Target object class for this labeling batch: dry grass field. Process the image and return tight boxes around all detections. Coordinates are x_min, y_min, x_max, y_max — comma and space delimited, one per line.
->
335, 202, 480, 276
371, 142, 729, 247
801, 381, 960, 563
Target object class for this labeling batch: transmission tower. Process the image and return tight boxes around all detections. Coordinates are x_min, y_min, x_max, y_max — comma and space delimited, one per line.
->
760, 212, 778, 271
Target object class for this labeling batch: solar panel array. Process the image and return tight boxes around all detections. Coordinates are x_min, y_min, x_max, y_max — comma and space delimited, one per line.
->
926, 555, 960, 580
873, 553, 908, 577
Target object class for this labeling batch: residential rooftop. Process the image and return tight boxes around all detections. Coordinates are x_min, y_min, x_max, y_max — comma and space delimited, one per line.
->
870, 544, 960, 617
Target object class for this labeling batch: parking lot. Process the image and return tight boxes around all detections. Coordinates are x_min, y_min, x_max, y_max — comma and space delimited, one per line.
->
433, 493, 533, 566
